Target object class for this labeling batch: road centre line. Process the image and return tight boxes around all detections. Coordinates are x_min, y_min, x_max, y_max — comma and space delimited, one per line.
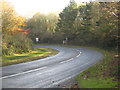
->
76, 54, 80, 57
60, 58, 73, 64
60, 50, 82, 64
1, 66, 47, 79
76, 50, 82, 57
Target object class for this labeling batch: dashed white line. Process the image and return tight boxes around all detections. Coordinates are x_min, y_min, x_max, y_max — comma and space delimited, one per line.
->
60, 50, 82, 64
76, 54, 80, 57
60, 58, 73, 64
69, 58, 73, 61
76, 51, 82, 57
0, 66, 47, 79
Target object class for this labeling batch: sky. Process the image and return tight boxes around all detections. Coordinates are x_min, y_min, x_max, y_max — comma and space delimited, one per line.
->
6, 0, 91, 18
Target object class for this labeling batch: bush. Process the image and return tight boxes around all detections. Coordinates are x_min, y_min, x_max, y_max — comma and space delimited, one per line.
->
2, 33, 33, 56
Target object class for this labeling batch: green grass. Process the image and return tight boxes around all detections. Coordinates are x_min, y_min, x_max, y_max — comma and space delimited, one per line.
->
2, 47, 58, 66
76, 77, 118, 88
78, 77, 117, 88
75, 46, 119, 88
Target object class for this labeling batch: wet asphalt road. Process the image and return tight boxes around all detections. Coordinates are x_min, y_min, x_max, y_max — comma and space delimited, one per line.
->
1, 45, 103, 88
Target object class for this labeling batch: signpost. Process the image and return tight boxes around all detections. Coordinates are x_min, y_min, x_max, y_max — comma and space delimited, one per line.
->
63, 37, 68, 45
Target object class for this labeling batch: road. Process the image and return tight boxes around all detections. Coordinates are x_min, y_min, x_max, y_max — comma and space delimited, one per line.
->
1, 45, 103, 88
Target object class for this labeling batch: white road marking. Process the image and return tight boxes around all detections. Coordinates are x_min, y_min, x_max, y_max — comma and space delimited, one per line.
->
76, 51, 82, 57
60, 58, 73, 64
76, 54, 80, 57
1, 66, 47, 79
60, 50, 82, 64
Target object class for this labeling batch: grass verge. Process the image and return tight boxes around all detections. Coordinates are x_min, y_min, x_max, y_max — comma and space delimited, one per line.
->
75, 46, 119, 88
2, 47, 58, 66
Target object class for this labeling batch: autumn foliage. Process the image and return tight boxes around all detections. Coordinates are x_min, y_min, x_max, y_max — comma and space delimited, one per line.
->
1, 0, 33, 56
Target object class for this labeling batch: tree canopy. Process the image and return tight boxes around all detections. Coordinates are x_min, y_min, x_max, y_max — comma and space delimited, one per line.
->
2, 0, 118, 55
55, 1, 118, 48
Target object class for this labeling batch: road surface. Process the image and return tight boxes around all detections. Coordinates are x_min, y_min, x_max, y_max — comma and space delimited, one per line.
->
1, 45, 103, 88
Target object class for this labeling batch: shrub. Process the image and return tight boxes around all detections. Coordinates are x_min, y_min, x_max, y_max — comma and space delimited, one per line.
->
2, 33, 33, 56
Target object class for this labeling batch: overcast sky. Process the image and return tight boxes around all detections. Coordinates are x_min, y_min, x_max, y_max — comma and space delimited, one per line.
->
6, 0, 91, 18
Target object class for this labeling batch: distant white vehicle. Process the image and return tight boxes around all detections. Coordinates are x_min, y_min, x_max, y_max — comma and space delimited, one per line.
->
35, 37, 39, 42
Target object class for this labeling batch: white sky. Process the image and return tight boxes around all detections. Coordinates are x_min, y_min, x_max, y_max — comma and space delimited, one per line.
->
6, 0, 90, 18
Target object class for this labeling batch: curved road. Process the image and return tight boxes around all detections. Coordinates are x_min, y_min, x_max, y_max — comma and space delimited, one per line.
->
1, 45, 103, 88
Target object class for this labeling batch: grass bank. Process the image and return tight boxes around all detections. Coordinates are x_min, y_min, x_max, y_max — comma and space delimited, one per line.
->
2, 47, 58, 66
75, 46, 119, 88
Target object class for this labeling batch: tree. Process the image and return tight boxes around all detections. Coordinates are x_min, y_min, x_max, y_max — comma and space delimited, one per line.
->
1, 0, 33, 55
26, 12, 58, 43
71, 2, 118, 47
1, 0, 16, 35
56, 0, 78, 41
92, 2, 119, 48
